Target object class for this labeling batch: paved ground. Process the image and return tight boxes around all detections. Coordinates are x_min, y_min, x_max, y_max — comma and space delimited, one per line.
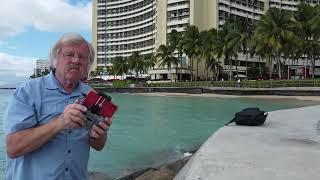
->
174, 105, 320, 180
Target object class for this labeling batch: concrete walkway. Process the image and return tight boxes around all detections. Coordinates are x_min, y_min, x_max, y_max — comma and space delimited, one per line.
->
174, 105, 320, 180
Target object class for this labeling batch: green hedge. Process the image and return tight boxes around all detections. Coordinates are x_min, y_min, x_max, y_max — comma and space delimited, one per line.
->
145, 79, 320, 88
112, 80, 134, 88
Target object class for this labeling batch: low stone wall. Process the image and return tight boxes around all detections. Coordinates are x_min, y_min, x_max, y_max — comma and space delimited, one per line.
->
202, 88, 320, 96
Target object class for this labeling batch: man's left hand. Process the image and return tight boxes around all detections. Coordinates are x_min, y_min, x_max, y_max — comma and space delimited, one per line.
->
89, 117, 112, 139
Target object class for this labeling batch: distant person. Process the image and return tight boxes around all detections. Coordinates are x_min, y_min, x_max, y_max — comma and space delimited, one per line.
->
4, 33, 112, 180
237, 79, 241, 88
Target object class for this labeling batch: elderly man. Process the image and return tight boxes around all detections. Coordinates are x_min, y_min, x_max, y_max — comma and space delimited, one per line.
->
4, 33, 111, 180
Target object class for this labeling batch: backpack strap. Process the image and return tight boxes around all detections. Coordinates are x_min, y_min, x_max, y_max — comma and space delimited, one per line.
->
225, 118, 236, 126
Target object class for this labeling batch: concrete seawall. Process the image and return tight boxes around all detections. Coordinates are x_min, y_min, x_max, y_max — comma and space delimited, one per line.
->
174, 105, 320, 180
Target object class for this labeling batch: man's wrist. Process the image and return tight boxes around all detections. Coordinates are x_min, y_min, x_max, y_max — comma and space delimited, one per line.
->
51, 114, 64, 131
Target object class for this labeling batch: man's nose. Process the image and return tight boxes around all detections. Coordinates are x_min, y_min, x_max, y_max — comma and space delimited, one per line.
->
71, 55, 81, 63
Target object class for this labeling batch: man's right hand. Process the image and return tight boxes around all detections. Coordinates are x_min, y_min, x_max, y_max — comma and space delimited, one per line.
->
56, 99, 87, 129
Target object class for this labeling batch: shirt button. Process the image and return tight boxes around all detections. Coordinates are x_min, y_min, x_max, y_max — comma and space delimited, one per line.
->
68, 150, 71, 153
65, 168, 69, 172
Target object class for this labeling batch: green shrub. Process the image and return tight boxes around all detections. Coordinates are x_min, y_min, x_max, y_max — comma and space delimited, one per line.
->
112, 80, 134, 88
144, 79, 320, 88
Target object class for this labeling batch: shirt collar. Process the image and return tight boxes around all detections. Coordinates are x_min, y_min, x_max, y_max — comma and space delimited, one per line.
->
44, 71, 61, 90
44, 71, 89, 96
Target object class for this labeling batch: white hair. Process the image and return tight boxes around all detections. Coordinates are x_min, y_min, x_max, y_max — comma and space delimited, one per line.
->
49, 33, 94, 72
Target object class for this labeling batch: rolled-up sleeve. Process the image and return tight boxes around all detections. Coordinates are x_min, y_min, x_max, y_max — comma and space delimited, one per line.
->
4, 83, 37, 135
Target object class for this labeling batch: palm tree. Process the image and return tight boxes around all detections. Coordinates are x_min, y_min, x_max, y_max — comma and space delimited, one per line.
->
233, 17, 254, 79
29, 74, 36, 79
112, 56, 128, 80
128, 51, 144, 81
181, 25, 201, 81
250, 34, 275, 79
199, 28, 216, 81
89, 70, 97, 78
253, 7, 299, 79
96, 66, 104, 79
211, 23, 241, 80
294, 3, 320, 78
168, 29, 184, 81
207, 58, 222, 81
144, 53, 157, 70
41, 69, 50, 76
156, 44, 179, 82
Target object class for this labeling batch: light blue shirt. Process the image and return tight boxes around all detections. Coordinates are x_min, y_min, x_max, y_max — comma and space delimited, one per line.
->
4, 72, 92, 180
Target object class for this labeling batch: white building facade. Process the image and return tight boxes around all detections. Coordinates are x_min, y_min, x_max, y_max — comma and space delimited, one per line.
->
92, 0, 320, 80
34, 59, 50, 76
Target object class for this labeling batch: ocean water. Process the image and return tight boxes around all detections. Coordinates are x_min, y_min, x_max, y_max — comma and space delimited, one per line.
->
0, 90, 319, 179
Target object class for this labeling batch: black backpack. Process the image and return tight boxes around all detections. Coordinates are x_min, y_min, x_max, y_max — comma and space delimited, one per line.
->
226, 108, 268, 126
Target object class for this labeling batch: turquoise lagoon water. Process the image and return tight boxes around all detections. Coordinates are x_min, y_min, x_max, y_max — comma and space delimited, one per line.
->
0, 89, 319, 179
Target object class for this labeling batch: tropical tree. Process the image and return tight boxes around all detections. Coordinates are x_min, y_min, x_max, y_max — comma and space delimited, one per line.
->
96, 66, 104, 79
211, 22, 241, 80
89, 70, 97, 78
29, 74, 37, 79
233, 17, 254, 79
156, 44, 179, 82
253, 7, 299, 79
207, 58, 222, 81
144, 53, 157, 70
41, 69, 50, 76
199, 28, 216, 81
128, 51, 144, 80
181, 25, 201, 81
294, 3, 320, 78
168, 29, 184, 81
112, 56, 128, 79
104, 66, 114, 76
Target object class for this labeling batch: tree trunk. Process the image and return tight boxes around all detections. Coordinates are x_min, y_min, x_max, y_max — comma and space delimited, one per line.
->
235, 58, 239, 79
215, 67, 220, 81
136, 70, 139, 82
245, 50, 249, 79
190, 56, 193, 81
205, 60, 208, 81
228, 56, 232, 80
259, 57, 262, 78
175, 67, 177, 82
268, 58, 273, 79
196, 59, 199, 81
311, 53, 315, 78
277, 59, 281, 79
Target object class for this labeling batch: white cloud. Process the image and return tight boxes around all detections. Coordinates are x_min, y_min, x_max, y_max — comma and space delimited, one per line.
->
0, 41, 16, 50
0, 0, 92, 39
0, 52, 36, 85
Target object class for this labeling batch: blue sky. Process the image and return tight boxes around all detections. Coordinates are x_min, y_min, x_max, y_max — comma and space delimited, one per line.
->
0, 0, 92, 86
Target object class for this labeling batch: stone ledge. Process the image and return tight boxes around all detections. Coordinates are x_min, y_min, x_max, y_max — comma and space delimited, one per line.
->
174, 105, 320, 180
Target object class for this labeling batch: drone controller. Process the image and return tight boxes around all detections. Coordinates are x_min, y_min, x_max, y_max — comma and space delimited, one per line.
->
82, 91, 118, 130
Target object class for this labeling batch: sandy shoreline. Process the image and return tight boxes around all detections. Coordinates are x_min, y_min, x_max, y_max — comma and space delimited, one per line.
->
130, 92, 320, 101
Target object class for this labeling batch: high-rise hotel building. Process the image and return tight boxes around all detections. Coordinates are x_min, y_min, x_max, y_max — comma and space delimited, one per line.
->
92, 0, 156, 69
92, 0, 320, 80
92, 0, 216, 80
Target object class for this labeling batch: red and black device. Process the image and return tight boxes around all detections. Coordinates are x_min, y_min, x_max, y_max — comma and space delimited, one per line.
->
82, 91, 118, 130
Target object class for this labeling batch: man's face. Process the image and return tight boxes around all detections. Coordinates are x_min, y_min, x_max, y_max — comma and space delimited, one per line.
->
56, 43, 89, 82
